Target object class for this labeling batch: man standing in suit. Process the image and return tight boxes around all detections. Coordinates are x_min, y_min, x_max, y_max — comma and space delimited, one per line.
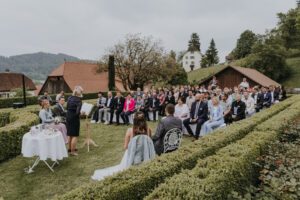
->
152, 104, 182, 155
183, 93, 208, 141
149, 93, 160, 122
114, 91, 125, 125
52, 96, 67, 123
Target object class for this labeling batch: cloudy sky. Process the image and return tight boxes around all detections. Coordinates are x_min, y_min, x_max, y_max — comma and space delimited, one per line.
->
0, 0, 297, 62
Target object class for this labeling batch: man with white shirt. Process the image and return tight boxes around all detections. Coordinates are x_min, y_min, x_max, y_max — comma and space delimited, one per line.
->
91, 92, 107, 123
269, 85, 279, 105
100, 91, 113, 124
242, 91, 255, 118
239, 77, 249, 89
52, 96, 67, 123
186, 90, 195, 110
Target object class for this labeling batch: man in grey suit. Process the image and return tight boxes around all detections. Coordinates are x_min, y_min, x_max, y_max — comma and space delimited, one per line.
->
152, 104, 182, 155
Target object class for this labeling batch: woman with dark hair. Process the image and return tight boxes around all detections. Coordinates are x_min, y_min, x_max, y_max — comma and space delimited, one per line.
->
92, 111, 155, 181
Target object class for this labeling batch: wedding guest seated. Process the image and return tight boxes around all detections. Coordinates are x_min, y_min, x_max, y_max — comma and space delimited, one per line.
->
229, 94, 246, 123
279, 85, 287, 101
39, 99, 68, 143
113, 91, 125, 125
38, 91, 53, 105
152, 104, 182, 155
251, 88, 263, 112
262, 87, 271, 109
121, 93, 135, 125
239, 77, 249, 89
55, 91, 64, 103
100, 91, 114, 125
149, 93, 160, 122
135, 88, 143, 100
52, 96, 67, 124
91, 111, 155, 181
158, 90, 166, 116
135, 95, 143, 111
269, 85, 279, 104
174, 97, 189, 121
220, 94, 232, 124
165, 91, 175, 106
91, 92, 106, 123
199, 84, 207, 93
179, 87, 188, 101
242, 91, 255, 118
140, 92, 151, 121
186, 90, 195, 110
183, 93, 208, 141
202, 97, 224, 136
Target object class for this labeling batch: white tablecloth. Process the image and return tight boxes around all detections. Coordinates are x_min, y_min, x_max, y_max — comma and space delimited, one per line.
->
22, 131, 68, 161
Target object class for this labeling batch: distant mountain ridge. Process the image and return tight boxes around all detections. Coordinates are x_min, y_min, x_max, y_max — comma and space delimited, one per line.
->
0, 52, 96, 82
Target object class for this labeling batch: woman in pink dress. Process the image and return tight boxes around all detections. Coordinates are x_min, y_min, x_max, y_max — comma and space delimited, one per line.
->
120, 93, 135, 125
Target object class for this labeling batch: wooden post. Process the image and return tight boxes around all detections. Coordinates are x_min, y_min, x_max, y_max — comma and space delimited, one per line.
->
81, 114, 98, 152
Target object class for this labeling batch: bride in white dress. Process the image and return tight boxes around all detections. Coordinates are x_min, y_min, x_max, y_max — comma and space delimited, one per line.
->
91, 111, 155, 181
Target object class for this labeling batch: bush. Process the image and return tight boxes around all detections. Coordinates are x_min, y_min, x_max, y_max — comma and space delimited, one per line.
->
55, 95, 300, 200
0, 111, 40, 162
145, 100, 300, 200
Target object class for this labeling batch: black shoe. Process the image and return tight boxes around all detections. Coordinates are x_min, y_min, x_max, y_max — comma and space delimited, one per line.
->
68, 149, 78, 152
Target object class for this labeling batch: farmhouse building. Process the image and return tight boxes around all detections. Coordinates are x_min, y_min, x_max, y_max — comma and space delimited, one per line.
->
39, 62, 125, 95
182, 50, 202, 72
199, 65, 281, 89
0, 70, 36, 98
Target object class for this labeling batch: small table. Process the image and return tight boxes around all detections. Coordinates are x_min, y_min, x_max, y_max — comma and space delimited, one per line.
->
21, 129, 68, 173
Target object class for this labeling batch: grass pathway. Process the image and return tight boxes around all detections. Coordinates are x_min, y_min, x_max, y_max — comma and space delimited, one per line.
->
0, 119, 191, 200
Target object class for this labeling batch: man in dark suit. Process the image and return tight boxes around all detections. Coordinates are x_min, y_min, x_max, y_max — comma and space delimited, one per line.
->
140, 91, 151, 121
149, 92, 160, 122
251, 88, 264, 112
113, 91, 125, 125
183, 93, 208, 141
165, 91, 175, 106
261, 87, 272, 108
152, 104, 182, 155
103, 92, 114, 124
52, 96, 67, 123
230, 94, 246, 122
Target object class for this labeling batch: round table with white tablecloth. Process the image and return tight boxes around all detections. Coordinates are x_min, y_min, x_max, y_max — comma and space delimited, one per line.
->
21, 127, 68, 173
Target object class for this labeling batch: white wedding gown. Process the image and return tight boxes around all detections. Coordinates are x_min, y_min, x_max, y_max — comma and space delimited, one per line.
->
91, 149, 129, 181
91, 129, 156, 181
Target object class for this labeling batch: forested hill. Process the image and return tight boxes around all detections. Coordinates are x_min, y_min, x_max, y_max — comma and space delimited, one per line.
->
0, 52, 95, 82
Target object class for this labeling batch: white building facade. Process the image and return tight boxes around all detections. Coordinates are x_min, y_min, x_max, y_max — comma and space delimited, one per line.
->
182, 51, 202, 72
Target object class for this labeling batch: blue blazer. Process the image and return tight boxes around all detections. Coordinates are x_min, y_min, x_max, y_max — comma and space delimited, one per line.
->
262, 92, 271, 107
210, 105, 224, 121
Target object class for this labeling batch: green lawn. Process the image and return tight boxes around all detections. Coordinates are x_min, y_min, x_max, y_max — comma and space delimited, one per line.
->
0, 119, 191, 200
283, 57, 300, 88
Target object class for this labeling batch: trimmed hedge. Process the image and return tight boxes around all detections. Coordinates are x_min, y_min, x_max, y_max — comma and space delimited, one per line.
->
55, 96, 300, 200
145, 100, 300, 199
0, 111, 40, 162
0, 91, 129, 109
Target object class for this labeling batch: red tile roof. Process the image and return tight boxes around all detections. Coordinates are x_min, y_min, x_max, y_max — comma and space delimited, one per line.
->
230, 66, 281, 87
0, 73, 36, 92
47, 62, 125, 93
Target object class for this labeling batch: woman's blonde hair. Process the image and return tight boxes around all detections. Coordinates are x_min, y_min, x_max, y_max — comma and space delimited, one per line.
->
41, 99, 49, 109
73, 86, 83, 97
212, 97, 220, 106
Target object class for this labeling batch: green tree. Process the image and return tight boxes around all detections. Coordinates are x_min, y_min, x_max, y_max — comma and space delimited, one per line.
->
200, 55, 209, 68
277, 8, 300, 50
232, 30, 257, 59
170, 50, 177, 60
10, 88, 32, 97
188, 33, 201, 52
205, 39, 219, 66
108, 55, 115, 91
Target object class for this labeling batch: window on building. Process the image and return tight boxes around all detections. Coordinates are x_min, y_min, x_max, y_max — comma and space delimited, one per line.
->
185, 56, 188, 59
185, 61, 188, 64
190, 56, 194, 59
191, 61, 194, 64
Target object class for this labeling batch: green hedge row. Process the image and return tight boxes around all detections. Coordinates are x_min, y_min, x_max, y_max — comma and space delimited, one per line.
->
0, 111, 40, 162
0, 91, 129, 109
145, 100, 300, 200
55, 96, 300, 200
